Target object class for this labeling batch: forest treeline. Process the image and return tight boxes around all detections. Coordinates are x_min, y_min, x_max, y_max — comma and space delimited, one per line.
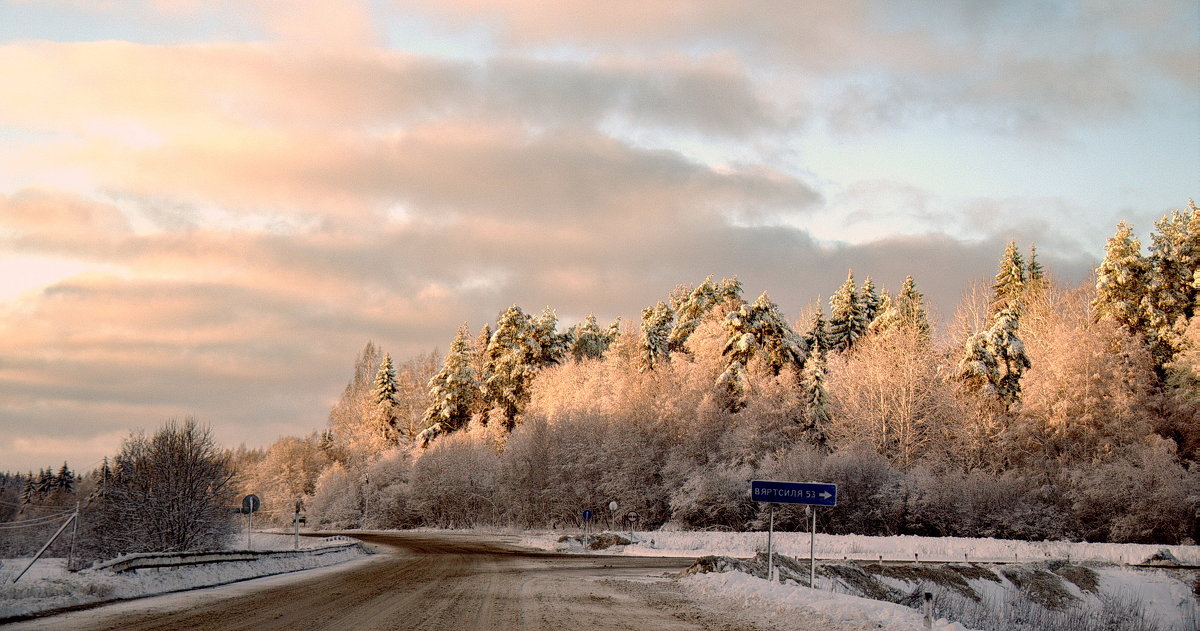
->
4, 203, 1198, 558
234, 203, 1198, 544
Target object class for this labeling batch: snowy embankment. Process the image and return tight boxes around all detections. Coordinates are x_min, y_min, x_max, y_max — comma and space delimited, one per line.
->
0, 533, 366, 622
686, 570, 975, 631
524, 530, 1199, 631
522, 529, 1200, 565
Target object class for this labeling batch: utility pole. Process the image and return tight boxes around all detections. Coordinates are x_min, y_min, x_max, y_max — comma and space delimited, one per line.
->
67, 501, 80, 571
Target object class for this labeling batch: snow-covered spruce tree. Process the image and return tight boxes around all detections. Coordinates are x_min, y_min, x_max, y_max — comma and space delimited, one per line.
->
530, 307, 572, 367
991, 240, 1026, 315
989, 307, 1031, 408
55, 462, 73, 494
1027, 244, 1046, 295
957, 306, 1030, 410
370, 353, 401, 445
568, 314, 620, 361
828, 270, 864, 353
667, 276, 721, 352
871, 275, 931, 340
718, 292, 807, 410
898, 275, 932, 339
639, 301, 674, 371
1144, 203, 1200, 365
482, 305, 539, 430
860, 276, 880, 329
801, 350, 830, 448
418, 325, 480, 445
957, 330, 1001, 399
802, 298, 829, 355
1092, 221, 1150, 334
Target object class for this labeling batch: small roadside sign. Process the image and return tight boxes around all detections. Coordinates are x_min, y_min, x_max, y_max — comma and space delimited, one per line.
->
583, 509, 592, 521
242, 494, 261, 514
751, 480, 836, 507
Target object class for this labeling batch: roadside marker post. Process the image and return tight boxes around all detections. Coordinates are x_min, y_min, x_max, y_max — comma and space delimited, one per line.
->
750, 480, 837, 587
582, 509, 593, 547
242, 494, 260, 550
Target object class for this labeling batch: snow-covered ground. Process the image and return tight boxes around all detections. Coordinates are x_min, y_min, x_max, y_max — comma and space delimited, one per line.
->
0, 533, 366, 621
524, 529, 1200, 631
685, 570, 975, 631
520, 528, 1200, 565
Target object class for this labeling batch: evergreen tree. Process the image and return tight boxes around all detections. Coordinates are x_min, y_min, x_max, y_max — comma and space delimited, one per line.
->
471, 324, 491, 383
802, 299, 829, 356
35, 467, 52, 498
569, 314, 620, 361
718, 276, 744, 302
828, 271, 863, 353
896, 275, 931, 339
719, 292, 807, 410
1092, 221, 1150, 334
860, 276, 881, 329
801, 350, 830, 448
991, 240, 1026, 315
20, 472, 33, 505
419, 324, 480, 445
55, 462, 73, 494
668, 276, 721, 352
957, 330, 1000, 398
989, 307, 1032, 408
1144, 204, 1200, 364
370, 353, 401, 444
957, 306, 1031, 409
530, 307, 572, 367
482, 305, 539, 430
640, 301, 674, 371
1027, 244, 1046, 294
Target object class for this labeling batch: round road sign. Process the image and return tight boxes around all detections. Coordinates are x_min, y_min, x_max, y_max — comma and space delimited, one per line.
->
242, 494, 260, 514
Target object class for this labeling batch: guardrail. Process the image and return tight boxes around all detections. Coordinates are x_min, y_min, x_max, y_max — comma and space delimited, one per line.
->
91, 541, 360, 574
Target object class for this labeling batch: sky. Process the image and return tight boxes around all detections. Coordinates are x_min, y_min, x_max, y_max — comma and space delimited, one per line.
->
0, 0, 1196, 474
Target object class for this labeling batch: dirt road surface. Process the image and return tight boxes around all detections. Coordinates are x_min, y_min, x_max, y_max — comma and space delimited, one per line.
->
0, 532, 764, 631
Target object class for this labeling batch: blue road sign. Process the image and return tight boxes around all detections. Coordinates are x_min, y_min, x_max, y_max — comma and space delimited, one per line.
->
583, 509, 593, 521
751, 480, 837, 507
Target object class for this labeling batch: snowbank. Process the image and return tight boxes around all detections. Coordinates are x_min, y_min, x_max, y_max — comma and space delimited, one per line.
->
524, 529, 1200, 565
683, 570, 975, 631
0, 532, 366, 621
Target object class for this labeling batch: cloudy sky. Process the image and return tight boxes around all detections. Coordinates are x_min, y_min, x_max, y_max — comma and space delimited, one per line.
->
0, 1, 1196, 473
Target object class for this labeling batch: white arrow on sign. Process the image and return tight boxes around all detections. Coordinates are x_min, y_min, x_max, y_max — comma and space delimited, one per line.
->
819, 492, 832, 499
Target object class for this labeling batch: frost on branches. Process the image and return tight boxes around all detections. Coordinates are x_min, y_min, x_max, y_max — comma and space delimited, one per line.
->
419, 325, 479, 446
957, 306, 1031, 409
640, 301, 675, 371
718, 292, 808, 410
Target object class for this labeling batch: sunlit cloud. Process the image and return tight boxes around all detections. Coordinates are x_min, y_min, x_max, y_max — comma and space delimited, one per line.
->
0, 0, 1193, 473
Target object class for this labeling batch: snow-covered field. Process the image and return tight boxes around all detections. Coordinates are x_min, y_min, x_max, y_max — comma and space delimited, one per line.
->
0, 533, 366, 621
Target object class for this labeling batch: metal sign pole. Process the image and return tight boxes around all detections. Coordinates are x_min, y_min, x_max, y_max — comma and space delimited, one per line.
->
767, 505, 775, 582
809, 507, 817, 587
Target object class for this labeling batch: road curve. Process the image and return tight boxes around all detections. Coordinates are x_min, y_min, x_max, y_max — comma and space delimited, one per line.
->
2, 532, 714, 631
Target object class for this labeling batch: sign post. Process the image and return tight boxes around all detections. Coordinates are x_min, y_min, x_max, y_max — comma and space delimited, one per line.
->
625, 511, 638, 542
242, 494, 260, 550
294, 499, 303, 551
750, 480, 837, 586
582, 509, 593, 547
